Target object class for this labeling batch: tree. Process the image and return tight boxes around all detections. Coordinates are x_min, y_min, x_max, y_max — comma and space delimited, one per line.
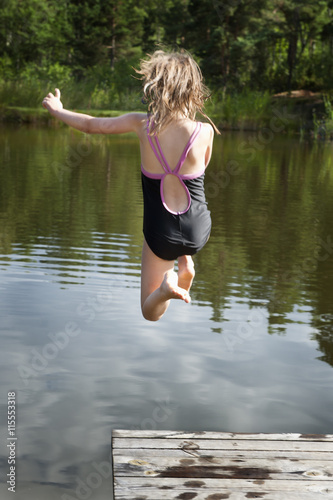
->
267, 0, 331, 89
0, 0, 70, 73
184, 0, 269, 91
67, 0, 146, 76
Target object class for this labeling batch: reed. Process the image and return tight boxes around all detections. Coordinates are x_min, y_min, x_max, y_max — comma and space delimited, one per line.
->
0, 75, 323, 136
206, 89, 274, 130
0, 78, 142, 111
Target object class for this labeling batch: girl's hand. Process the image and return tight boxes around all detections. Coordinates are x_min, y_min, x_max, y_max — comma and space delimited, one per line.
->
42, 88, 63, 114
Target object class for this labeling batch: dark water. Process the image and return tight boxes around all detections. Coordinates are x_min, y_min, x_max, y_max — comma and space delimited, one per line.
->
0, 125, 333, 499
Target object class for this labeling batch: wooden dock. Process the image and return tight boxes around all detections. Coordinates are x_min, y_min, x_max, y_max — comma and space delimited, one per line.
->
112, 430, 333, 499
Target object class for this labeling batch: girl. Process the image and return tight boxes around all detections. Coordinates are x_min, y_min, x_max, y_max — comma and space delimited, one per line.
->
42, 50, 219, 321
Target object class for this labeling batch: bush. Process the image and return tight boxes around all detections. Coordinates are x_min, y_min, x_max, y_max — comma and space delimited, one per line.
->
207, 89, 272, 129
0, 57, 144, 111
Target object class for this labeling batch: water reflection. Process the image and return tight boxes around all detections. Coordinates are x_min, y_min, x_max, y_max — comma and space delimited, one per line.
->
0, 126, 333, 498
2, 235, 141, 286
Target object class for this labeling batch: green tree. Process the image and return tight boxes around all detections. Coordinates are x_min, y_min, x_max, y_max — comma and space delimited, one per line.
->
265, 0, 331, 90
67, 0, 146, 76
1, 0, 333, 99
0, 0, 70, 73
184, 0, 269, 91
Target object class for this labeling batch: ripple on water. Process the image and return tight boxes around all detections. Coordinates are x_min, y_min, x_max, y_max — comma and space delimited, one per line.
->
0, 233, 141, 287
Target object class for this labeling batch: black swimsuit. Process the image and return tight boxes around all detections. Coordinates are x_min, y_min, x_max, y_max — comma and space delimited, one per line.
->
141, 121, 211, 261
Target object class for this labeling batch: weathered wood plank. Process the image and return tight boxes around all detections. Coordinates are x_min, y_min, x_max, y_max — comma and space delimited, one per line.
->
112, 430, 333, 499
114, 488, 333, 500
114, 476, 333, 493
113, 488, 333, 500
113, 455, 333, 480
113, 437, 333, 452
113, 447, 333, 461
113, 430, 333, 441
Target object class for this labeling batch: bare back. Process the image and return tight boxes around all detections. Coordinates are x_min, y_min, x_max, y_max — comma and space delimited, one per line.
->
138, 118, 213, 174
138, 117, 213, 213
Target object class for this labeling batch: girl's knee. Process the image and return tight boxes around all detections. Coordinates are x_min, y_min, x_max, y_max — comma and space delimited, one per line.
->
141, 305, 161, 322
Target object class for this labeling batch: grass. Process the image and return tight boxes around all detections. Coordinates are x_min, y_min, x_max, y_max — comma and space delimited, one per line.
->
206, 90, 275, 130
0, 78, 143, 111
313, 94, 333, 139
0, 106, 129, 125
0, 78, 330, 136
0, 77, 145, 125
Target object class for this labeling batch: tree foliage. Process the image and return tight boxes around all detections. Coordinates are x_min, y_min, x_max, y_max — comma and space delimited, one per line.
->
0, 0, 333, 93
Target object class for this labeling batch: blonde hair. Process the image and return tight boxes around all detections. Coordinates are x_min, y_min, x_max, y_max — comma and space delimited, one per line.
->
135, 49, 220, 135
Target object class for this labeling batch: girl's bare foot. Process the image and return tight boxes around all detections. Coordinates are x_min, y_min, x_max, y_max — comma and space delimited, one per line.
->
178, 255, 195, 292
160, 269, 191, 303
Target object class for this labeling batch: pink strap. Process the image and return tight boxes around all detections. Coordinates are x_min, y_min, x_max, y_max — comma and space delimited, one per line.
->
144, 120, 203, 215
174, 122, 202, 174
147, 120, 202, 176
147, 121, 170, 174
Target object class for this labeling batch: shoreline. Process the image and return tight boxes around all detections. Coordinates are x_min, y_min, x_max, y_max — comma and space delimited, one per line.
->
0, 107, 127, 126
0, 94, 330, 136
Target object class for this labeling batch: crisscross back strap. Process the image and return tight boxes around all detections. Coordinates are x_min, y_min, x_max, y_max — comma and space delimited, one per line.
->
147, 121, 170, 173
147, 120, 202, 175
174, 122, 202, 174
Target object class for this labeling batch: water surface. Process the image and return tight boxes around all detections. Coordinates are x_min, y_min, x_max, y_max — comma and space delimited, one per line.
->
0, 125, 333, 499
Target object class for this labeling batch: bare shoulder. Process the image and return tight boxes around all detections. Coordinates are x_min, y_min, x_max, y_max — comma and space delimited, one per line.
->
200, 122, 214, 143
198, 122, 214, 167
128, 112, 148, 127
132, 113, 148, 135
202, 121, 214, 133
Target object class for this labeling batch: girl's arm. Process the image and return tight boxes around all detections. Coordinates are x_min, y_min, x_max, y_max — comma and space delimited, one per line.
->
42, 88, 145, 135
204, 124, 214, 167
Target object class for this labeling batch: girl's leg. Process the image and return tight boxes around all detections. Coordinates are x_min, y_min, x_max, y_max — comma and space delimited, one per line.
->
141, 238, 190, 321
177, 255, 195, 292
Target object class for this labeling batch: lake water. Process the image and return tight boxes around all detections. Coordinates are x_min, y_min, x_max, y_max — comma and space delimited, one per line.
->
0, 124, 333, 499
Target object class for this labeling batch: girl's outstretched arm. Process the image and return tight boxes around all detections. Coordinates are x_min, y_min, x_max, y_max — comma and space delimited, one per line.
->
42, 88, 145, 135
